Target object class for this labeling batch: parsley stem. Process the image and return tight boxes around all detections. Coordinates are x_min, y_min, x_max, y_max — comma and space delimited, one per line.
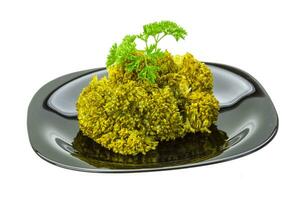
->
157, 33, 167, 43
145, 40, 149, 49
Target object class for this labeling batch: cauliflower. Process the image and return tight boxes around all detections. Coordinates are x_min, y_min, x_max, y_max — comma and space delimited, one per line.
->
77, 52, 219, 155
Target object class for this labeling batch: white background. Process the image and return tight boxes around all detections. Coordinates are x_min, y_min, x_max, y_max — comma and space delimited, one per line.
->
0, 0, 299, 199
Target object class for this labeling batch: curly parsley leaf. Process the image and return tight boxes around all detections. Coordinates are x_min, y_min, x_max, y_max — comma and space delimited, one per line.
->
143, 20, 187, 42
105, 21, 187, 83
138, 65, 160, 83
106, 43, 118, 67
115, 35, 137, 64
126, 55, 141, 72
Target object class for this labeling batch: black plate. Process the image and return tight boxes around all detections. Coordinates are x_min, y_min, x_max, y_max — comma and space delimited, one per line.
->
27, 63, 278, 172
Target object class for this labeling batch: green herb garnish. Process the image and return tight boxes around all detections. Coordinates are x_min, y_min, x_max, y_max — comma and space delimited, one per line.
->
106, 20, 187, 83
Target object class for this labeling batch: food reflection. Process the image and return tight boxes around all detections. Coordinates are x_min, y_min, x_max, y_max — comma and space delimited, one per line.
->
72, 125, 228, 169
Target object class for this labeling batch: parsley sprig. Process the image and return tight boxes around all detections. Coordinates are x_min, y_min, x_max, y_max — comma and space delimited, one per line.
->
106, 21, 187, 83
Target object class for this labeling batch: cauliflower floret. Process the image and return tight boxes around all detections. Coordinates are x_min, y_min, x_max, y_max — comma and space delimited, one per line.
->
184, 91, 219, 133
77, 75, 185, 155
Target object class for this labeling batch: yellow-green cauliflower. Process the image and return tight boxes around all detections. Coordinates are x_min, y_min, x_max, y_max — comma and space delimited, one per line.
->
77, 52, 219, 155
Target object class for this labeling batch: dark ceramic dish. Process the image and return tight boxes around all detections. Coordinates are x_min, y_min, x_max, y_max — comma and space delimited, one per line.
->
27, 63, 278, 172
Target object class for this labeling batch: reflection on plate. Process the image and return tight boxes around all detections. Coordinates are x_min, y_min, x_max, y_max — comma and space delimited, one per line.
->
27, 62, 278, 172
72, 125, 228, 169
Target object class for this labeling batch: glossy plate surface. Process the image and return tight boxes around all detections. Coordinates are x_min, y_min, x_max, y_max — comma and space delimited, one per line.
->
27, 63, 278, 172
